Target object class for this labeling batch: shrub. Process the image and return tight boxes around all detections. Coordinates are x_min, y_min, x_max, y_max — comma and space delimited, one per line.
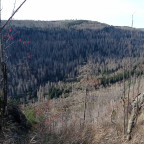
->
24, 106, 39, 126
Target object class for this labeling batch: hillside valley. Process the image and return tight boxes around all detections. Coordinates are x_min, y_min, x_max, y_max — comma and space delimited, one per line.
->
1, 20, 144, 143
2, 20, 144, 99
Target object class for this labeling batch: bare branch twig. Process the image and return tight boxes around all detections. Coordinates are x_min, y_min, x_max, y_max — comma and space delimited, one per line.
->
1, 0, 27, 31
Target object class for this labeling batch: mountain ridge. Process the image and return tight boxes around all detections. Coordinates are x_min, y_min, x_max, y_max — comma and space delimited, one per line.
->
3, 19, 109, 30
2, 19, 144, 100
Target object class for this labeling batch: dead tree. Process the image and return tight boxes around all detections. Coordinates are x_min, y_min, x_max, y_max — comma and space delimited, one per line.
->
84, 88, 88, 121
123, 64, 126, 134
0, 0, 27, 128
127, 93, 144, 140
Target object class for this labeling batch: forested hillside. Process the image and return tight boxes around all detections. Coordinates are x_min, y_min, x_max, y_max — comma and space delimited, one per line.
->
3, 20, 144, 99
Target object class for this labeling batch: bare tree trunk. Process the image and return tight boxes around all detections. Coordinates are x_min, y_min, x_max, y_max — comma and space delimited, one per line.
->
123, 65, 126, 134
84, 88, 88, 121
137, 65, 142, 113
127, 72, 131, 129
0, 0, 4, 128
127, 108, 137, 140
126, 15, 133, 133
127, 93, 144, 140
1, 62, 7, 116
0, 0, 27, 129
132, 73, 136, 99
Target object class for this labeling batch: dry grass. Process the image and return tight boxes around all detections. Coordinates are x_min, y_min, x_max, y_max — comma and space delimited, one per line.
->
2, 73, 144, 143
29, 120, 96, 144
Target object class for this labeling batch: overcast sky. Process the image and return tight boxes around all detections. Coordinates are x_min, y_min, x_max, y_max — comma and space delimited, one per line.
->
2, 0, 144, 28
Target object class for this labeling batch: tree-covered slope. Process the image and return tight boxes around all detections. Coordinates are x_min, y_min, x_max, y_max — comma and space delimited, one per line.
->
3, 20, 144, 98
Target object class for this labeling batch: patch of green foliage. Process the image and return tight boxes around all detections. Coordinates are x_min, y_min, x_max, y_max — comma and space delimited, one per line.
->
48, 87, 72, 99
67, 20, 88, 27
24, 106, 39, 126
101, 70, 142, 87
9, 98, 20, 105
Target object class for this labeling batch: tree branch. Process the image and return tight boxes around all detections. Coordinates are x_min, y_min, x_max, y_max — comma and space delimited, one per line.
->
1, 0, 27, 31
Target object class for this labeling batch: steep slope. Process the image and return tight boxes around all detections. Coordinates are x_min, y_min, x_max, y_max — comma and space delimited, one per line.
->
2, 20, 144, 143
2, 20, 144, 99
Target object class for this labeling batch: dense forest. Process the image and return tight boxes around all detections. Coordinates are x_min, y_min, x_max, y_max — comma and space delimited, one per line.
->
3, 20, 144, 99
